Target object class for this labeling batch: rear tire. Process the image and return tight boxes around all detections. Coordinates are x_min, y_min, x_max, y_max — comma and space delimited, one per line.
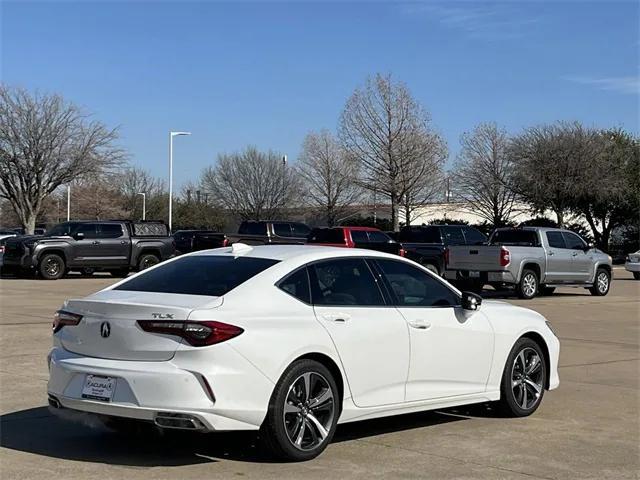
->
38, 253, 65, 280
496, 337, 546, 417
589, 268, 610, 296
137, 253, 159, 271
516, 269, 538, 299
540, 286, 555, 296
260, 359, 339, 461
421, 262, 440, 276
632, 272, 639, 280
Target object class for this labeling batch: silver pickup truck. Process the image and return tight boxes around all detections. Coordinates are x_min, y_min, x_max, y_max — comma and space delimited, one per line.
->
445, 227, 612, 299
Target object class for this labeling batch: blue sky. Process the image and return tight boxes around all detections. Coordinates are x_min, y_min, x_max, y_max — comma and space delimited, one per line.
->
2, 0, 638, 189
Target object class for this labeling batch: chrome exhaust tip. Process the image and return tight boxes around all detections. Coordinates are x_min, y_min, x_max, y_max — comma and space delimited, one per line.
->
154, 412, 205, 430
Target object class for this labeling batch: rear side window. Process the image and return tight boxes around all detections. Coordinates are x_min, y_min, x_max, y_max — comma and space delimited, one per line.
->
115, 256, 279, 296
273, 223, 293, 237
277, 268, 311, 303
291, 223, 311, 237
442, 227, 465, 245
98, 224, 124, 239
239, 222, 267, 235
73, 223, 99, 239
367, 231, 391, 243
309, 258, 384, 306
546, 232, 566, 249
307, 228, 345, 244
491, 230, 539, 247
350, 230, 368, 243
462, 227, 487, 245
398, 227, 441, 243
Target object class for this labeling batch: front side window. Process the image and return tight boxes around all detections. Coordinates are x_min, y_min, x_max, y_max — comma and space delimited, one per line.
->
367, 231, 392, 243
350, 230, 368, 243
563, 232, 586, 250
309, 258, 385, 306
462, 227, 487, 245
277, 267, 311, 303
115, 255, 279, 296
291, 223, 311, 237
546, 231, 566, 249
443, 227, 465, 245
375, 258, 459, 307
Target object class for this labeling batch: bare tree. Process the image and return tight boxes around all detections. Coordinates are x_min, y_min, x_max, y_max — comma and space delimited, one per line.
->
0, 86, 125, 233
339, 73, 446, 230
201, 146, 300, 221
118, 167, 165, 219
453, 122, 517, 227
296, 130, 362, 226
72, 174, 126, 220
508, 122, 600, 227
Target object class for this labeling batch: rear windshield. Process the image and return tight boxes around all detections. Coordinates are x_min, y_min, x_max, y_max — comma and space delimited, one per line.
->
114, 256, 279, 296
490, 230, 540, 247
307, 228, 345, 244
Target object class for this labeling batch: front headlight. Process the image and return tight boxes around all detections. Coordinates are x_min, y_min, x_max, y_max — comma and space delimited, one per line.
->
545, 321, 557, 336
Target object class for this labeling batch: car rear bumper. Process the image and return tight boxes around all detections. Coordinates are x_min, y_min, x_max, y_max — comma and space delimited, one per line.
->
444, 269, 516, 284
47, 345, 274, 431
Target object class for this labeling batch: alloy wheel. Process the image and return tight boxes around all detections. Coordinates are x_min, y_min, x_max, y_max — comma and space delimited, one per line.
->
511, 347, 544, 410
522, 273, 537, 298
45, 258, 60, 276
597, 272, 609, 294
283, 372, 335, 451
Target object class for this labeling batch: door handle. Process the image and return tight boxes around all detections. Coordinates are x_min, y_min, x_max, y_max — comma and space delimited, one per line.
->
92, 241, 100, 245
572, 252, 578, 257
320, 313, 351, 323
548, 251, 554, 256
120, 241, 126, 245
408, 319, 431, 330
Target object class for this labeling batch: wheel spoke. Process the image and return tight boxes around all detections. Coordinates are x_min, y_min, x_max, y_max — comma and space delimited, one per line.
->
308, 388, 333, 410
284, 401, 301, 414
526, 355, 540, 375
517, 350, 526, 372
521, 382, 528, 408
294, 417, 306, 447
306, 412, 328, 440
525, 378, 542, 394
302, 372, 312, 402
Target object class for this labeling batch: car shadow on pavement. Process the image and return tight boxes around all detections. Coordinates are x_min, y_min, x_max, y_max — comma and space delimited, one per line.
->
0, 406, 467, 465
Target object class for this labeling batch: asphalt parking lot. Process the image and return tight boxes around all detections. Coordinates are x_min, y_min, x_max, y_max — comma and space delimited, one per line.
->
0, 268, 638, 480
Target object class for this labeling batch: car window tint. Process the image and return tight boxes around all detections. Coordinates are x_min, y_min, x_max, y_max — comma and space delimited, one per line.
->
563, 232, 586, 250
273, 223, 293, 237
350, 230, 368, 243
98, 224, 124, 239
291, 223, 311, 237
491, 230, 539, 247
309, 258, 384, 306
367, 231, 391, 243
546, 231, 566, 249
443, 227, 465, 245
277, 267, 311, 303
398, 227, 441, 243
115, 256, 279, 296
375, 259, 459, 307
462, 227, 487, 245
239, 222, 267, 235
307, 228, 345, 244
73, 223, 98, 239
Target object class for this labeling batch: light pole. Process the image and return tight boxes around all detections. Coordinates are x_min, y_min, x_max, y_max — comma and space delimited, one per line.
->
282, 154, 287, 207
137, 192, 146, 220
169, 131, 191, 232
66, 185, 71, 221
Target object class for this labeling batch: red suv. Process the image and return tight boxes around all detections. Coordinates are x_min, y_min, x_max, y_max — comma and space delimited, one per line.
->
307, 226, 405, 256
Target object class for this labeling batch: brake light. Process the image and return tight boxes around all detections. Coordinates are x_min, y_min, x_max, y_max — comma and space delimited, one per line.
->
399, 248, 406, 257
444, 247, 449, 266
0, 246, 4, 254
53, 310, 83, 333
222, 238, 229, 247
137, 320, 243, 346
500, 247, 511, 267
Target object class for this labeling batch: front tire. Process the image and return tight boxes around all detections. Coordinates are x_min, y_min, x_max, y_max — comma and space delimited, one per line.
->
261, 359, 339, 461
517, 269, 538, 299
589, 268, 610, 296
38, 254, 65, 280
633, 272, 640, 280
496, 338, 547, 417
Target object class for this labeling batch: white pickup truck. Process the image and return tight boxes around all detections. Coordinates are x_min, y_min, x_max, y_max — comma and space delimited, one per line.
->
445, 227, 612, 299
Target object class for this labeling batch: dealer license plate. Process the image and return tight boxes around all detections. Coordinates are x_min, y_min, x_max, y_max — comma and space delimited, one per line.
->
81, 374, 115, 402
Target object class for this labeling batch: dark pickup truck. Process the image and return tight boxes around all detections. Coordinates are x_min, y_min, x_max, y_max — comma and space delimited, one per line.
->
393, 225, 487, 275
307, 226, 405, 256
226, 221, 312, 245
2, 220, 175, 280
173, 230, 228, 254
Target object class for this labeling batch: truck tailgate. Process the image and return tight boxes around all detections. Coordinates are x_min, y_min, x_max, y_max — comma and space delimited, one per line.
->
447, 245, 503, 271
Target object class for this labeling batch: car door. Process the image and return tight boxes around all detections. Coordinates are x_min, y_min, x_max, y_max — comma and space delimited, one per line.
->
309, 258, 410, 407
69, 223, 99, 266
562, 231, 593, 282
372, 258, 494, 402
544, 231, 573, 282
96, 223, 130, 266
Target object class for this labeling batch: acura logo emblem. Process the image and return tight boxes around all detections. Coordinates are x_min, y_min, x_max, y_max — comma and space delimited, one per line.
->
100, 322, 111, 338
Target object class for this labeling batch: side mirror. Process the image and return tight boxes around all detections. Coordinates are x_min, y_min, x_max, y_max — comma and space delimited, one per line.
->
583, 243, 593, 252
74, 232, 84, 240
461, 291, 482, 311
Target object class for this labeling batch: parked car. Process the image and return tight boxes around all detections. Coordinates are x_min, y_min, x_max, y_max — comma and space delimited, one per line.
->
47, 244, 559, 461
446, 227, 612, 299
394, 225, 487, 275
225, 221, 311, 245
2, 220, 175, 280
12, 227, 46, 235
173, 230, 228, 254
625, 251, 640, 280
307, 226, 405, 256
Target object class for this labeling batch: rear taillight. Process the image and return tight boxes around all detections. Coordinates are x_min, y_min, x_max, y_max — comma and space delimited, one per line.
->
222, 238, 229, 247
500, 247, 511, 267
399, 248, 406, 257
137, 320, 243, 346
0, 246, 4, 254
53, 310, 83, 333
444, 247, 449, 266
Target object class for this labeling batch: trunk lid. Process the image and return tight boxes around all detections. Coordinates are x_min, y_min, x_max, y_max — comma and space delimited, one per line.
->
59, 290, 222, 361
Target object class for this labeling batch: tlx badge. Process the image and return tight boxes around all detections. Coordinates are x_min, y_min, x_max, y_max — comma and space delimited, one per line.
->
151, 313, 174, 319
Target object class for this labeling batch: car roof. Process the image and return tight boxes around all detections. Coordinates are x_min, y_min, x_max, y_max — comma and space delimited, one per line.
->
193, 244, 399, 262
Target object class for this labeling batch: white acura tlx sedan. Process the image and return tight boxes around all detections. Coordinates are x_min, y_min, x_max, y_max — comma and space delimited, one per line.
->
47, 244, 560, 461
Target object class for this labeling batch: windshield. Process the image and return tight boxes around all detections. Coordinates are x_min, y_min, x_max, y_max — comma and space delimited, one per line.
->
490, 230, 540, 247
